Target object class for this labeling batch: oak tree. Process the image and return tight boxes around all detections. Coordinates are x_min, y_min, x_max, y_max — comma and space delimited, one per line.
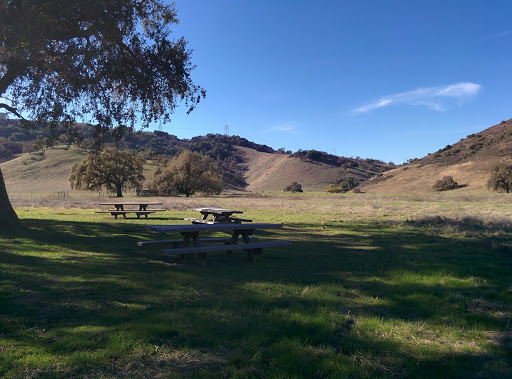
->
487, 163, 512, 193
70, 148, 145, 197
150, 150, 223, 197
0, 0, 204, 228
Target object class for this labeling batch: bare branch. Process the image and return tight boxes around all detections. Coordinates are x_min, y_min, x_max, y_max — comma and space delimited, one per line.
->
0, 103, 24, 119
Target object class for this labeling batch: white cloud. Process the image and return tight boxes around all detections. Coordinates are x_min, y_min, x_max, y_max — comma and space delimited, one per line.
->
354, 82, 481, 113
264, 122, 299, 134
492, 30, 512, 38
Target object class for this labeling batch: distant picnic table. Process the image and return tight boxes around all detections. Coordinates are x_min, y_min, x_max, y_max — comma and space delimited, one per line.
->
140, 222, 291, 266
97, 202, 165, 219
185, 207, 252, 224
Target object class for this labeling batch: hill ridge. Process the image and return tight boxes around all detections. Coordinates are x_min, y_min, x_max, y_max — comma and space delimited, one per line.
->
361, 118, 512, 193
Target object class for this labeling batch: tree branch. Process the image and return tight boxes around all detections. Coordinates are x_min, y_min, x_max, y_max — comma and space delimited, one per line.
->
0, 103, 24, 119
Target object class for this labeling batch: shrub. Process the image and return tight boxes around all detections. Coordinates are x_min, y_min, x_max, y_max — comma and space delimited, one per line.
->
283, 182, 303, 193
433, 176, 459, 191
326, 177, 359, 193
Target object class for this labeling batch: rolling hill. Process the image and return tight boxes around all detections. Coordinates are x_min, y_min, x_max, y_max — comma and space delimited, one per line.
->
360, 118, 512, 193
7, 117, 512, 195
0, 120, 395, 194
0, 144, 390, 194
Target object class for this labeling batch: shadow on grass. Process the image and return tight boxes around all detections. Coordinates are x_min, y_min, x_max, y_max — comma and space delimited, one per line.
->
0, 218, 511, 377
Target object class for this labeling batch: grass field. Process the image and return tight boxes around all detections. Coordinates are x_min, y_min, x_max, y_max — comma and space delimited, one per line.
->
1, 193, 511, 377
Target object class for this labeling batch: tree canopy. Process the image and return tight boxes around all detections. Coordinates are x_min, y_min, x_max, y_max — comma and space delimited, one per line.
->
0, 0, 204, 133
0, 0, 204, 228
70, 147, 145, 197
150, 150, 223, 197
487, 163, 512, 193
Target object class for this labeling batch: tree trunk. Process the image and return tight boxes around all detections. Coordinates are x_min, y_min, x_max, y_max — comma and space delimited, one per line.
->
0, 167, 21, 229
116, 184, 123, 197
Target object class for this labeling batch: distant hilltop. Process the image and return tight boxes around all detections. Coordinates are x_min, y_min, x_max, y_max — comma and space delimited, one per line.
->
0, 119, 395, 192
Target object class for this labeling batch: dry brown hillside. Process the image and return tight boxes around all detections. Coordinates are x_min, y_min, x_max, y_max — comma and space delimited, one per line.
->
361, 118, 512, 193
235, 146, 341, 191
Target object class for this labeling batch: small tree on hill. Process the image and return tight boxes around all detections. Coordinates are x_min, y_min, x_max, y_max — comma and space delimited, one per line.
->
326, 177, 359, 193
70, 148, 145, 197
150, 151, 223, 197
284, 182, 303, 193
433, 176, 459, 191
487, 163, 512, 193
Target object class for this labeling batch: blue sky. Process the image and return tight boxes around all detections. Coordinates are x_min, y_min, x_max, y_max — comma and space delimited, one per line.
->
162, 0, 512, 164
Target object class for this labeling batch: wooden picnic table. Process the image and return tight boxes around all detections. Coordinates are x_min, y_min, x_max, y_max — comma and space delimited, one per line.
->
186, 207, 252, 224
97, 202, 165, 219
141, 223, 291, 265
99, 202, 163, 211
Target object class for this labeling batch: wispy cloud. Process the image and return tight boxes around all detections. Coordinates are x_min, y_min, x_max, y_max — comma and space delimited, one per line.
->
264, 122, 299, 134
354, 82, 481, 113
492, 30, 512, 39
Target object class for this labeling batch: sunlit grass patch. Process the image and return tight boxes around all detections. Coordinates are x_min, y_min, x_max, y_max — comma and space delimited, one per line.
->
1, 195, 511, 376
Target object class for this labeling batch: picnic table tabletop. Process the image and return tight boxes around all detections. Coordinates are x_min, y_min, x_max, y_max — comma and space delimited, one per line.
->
193, 207, 243, 215
99, 202, 164, 206
98, 201, 165, 217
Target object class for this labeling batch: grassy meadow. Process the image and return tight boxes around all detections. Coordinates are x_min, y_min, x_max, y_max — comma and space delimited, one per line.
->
1, 192, 511, 377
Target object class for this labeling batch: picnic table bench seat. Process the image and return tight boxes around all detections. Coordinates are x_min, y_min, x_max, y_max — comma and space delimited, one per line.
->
96, 210, 156, 219
162, 241, 291, 255
141, 223, 291, 265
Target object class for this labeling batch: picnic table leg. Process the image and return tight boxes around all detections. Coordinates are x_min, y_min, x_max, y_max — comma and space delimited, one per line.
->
179, 232, 191, 261
180, 232, 206, 267
227, 231, 241, 255
240, 230, 260, 262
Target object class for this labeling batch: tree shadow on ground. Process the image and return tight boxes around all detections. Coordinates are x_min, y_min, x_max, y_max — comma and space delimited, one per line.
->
0, 218, 511, 377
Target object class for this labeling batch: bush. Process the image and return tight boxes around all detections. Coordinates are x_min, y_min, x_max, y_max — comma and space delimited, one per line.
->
326, 177, 359, 193
433, 176, 459, 191
283, 182, 303, 193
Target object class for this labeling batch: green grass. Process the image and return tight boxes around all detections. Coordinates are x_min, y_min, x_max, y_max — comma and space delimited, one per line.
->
1, 195, 511, 377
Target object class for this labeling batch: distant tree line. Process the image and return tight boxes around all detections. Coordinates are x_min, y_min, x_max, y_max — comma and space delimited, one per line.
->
292, 149, 395, 172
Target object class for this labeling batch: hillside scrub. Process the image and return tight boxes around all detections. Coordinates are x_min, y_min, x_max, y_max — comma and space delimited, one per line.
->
326, 177, 359, 193
433, 176, 459, 191
283, 182, 303, 193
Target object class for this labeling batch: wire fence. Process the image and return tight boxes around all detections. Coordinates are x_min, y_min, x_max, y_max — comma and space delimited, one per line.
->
6, 190, 140, 200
